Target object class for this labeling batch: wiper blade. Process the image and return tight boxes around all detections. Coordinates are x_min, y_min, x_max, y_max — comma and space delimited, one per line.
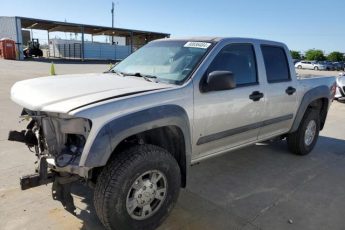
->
105, 69, 125, 77
122, 72, 158, 82
123, 72, 157, 78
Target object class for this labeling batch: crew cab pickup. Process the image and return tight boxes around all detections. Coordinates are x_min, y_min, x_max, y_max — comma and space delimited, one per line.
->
9, 37, 336, 230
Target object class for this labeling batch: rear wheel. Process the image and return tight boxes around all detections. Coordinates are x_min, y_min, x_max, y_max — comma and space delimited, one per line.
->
287, 109, 320, 155
94, 144, 181, 230
314, 66, 319, 70
297, 65, 302, 69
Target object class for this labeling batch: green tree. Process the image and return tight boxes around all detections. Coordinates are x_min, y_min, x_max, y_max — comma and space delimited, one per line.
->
327, 52, 344, 62
305, 49, 326, 61
290, 50, 301, 59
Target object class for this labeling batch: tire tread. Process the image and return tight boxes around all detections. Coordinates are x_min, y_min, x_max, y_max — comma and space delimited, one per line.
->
287, 109, 320, 155
94, 144, 180, 230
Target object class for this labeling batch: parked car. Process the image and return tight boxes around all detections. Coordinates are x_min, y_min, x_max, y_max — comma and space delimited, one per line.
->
9, 37, 336, 230
333, 62, 344, 71
318, 61, 335, 71
295, 61, 326, 70
292, 59, 301, 64
335, 75, 345, 100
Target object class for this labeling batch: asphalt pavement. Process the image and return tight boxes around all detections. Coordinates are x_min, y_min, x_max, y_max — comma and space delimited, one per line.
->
1, 59, 345, 230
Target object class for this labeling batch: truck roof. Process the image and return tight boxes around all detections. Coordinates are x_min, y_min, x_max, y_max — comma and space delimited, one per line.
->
155, 37, 286, 46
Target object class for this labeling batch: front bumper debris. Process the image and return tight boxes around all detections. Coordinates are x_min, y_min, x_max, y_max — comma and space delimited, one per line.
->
9, 111, 91, 215
8, 129, 37, 146
18, 156, 80, 215
20, 172, 55, 190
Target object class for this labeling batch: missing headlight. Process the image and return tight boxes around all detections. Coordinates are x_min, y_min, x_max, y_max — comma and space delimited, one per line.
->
39, 116, 91, 168
55, 134, 86, 167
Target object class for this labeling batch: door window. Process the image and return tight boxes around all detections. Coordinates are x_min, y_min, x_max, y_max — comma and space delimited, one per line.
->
261, 45, 291, 83
207, 44, 258, 86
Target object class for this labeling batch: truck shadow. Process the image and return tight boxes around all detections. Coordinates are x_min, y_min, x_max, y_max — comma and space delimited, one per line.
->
71, 135, 345, 230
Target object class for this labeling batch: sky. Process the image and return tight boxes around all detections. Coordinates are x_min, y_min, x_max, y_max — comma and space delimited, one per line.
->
1, 0, 344, 53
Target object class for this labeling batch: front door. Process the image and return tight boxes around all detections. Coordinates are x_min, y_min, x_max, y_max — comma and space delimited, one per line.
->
193, 43, 266, 160
305, 61, 313, 70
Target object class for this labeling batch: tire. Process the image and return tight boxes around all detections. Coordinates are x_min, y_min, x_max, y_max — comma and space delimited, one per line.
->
287, 109, 320, 155
297, 65, 302, 69
314, 66, 319, 71
94, 144, 181, 230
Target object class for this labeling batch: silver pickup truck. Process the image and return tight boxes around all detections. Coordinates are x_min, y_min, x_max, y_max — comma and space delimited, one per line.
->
9, 37, 336, 230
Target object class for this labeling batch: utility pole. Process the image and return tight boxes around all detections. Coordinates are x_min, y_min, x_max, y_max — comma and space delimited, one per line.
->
111, 1, 114, 44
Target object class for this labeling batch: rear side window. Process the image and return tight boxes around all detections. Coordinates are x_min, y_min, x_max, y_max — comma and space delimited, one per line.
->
208, 44, 257, 86
261, 45, 290, 83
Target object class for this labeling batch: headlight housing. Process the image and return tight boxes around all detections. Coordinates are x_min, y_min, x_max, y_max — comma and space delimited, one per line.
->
40, 115, 92, 167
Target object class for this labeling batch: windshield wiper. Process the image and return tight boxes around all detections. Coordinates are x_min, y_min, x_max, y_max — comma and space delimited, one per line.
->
105, 69, 125, 77
122, 72, 158, 82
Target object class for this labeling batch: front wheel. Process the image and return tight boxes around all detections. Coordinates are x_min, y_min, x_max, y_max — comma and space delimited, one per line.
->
94, 144, 181, 230
287, 109, 320, 155
314, 66, 319, 71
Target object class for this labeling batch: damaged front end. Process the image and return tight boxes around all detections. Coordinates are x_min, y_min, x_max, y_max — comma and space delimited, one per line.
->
8, 109, 92, 213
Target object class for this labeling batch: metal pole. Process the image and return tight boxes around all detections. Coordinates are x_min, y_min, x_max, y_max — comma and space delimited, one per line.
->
111, 2, 114, 44
47, 31, 50, 57
114, 44, 117, 61
81, 26, 85, 61
131, 31, 133, 53
14, 16, 22, 60
130, 31, 133, 53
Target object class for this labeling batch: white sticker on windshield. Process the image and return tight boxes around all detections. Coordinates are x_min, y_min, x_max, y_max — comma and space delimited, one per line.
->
184, 42, 211, 49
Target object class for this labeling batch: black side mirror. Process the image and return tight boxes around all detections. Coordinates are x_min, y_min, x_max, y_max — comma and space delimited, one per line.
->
204, 71, 236, 92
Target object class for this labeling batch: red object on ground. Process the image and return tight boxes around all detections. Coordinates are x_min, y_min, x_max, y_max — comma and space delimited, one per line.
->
0, 38, 16, 60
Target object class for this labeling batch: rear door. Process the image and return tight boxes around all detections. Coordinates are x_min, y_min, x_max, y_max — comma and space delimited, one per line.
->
258, 45, 298, 139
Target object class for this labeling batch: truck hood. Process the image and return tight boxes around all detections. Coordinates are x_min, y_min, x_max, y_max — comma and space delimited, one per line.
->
11, 73, 171, 113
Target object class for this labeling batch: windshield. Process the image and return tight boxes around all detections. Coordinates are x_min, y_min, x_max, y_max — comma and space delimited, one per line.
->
111, 40, 213, 84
